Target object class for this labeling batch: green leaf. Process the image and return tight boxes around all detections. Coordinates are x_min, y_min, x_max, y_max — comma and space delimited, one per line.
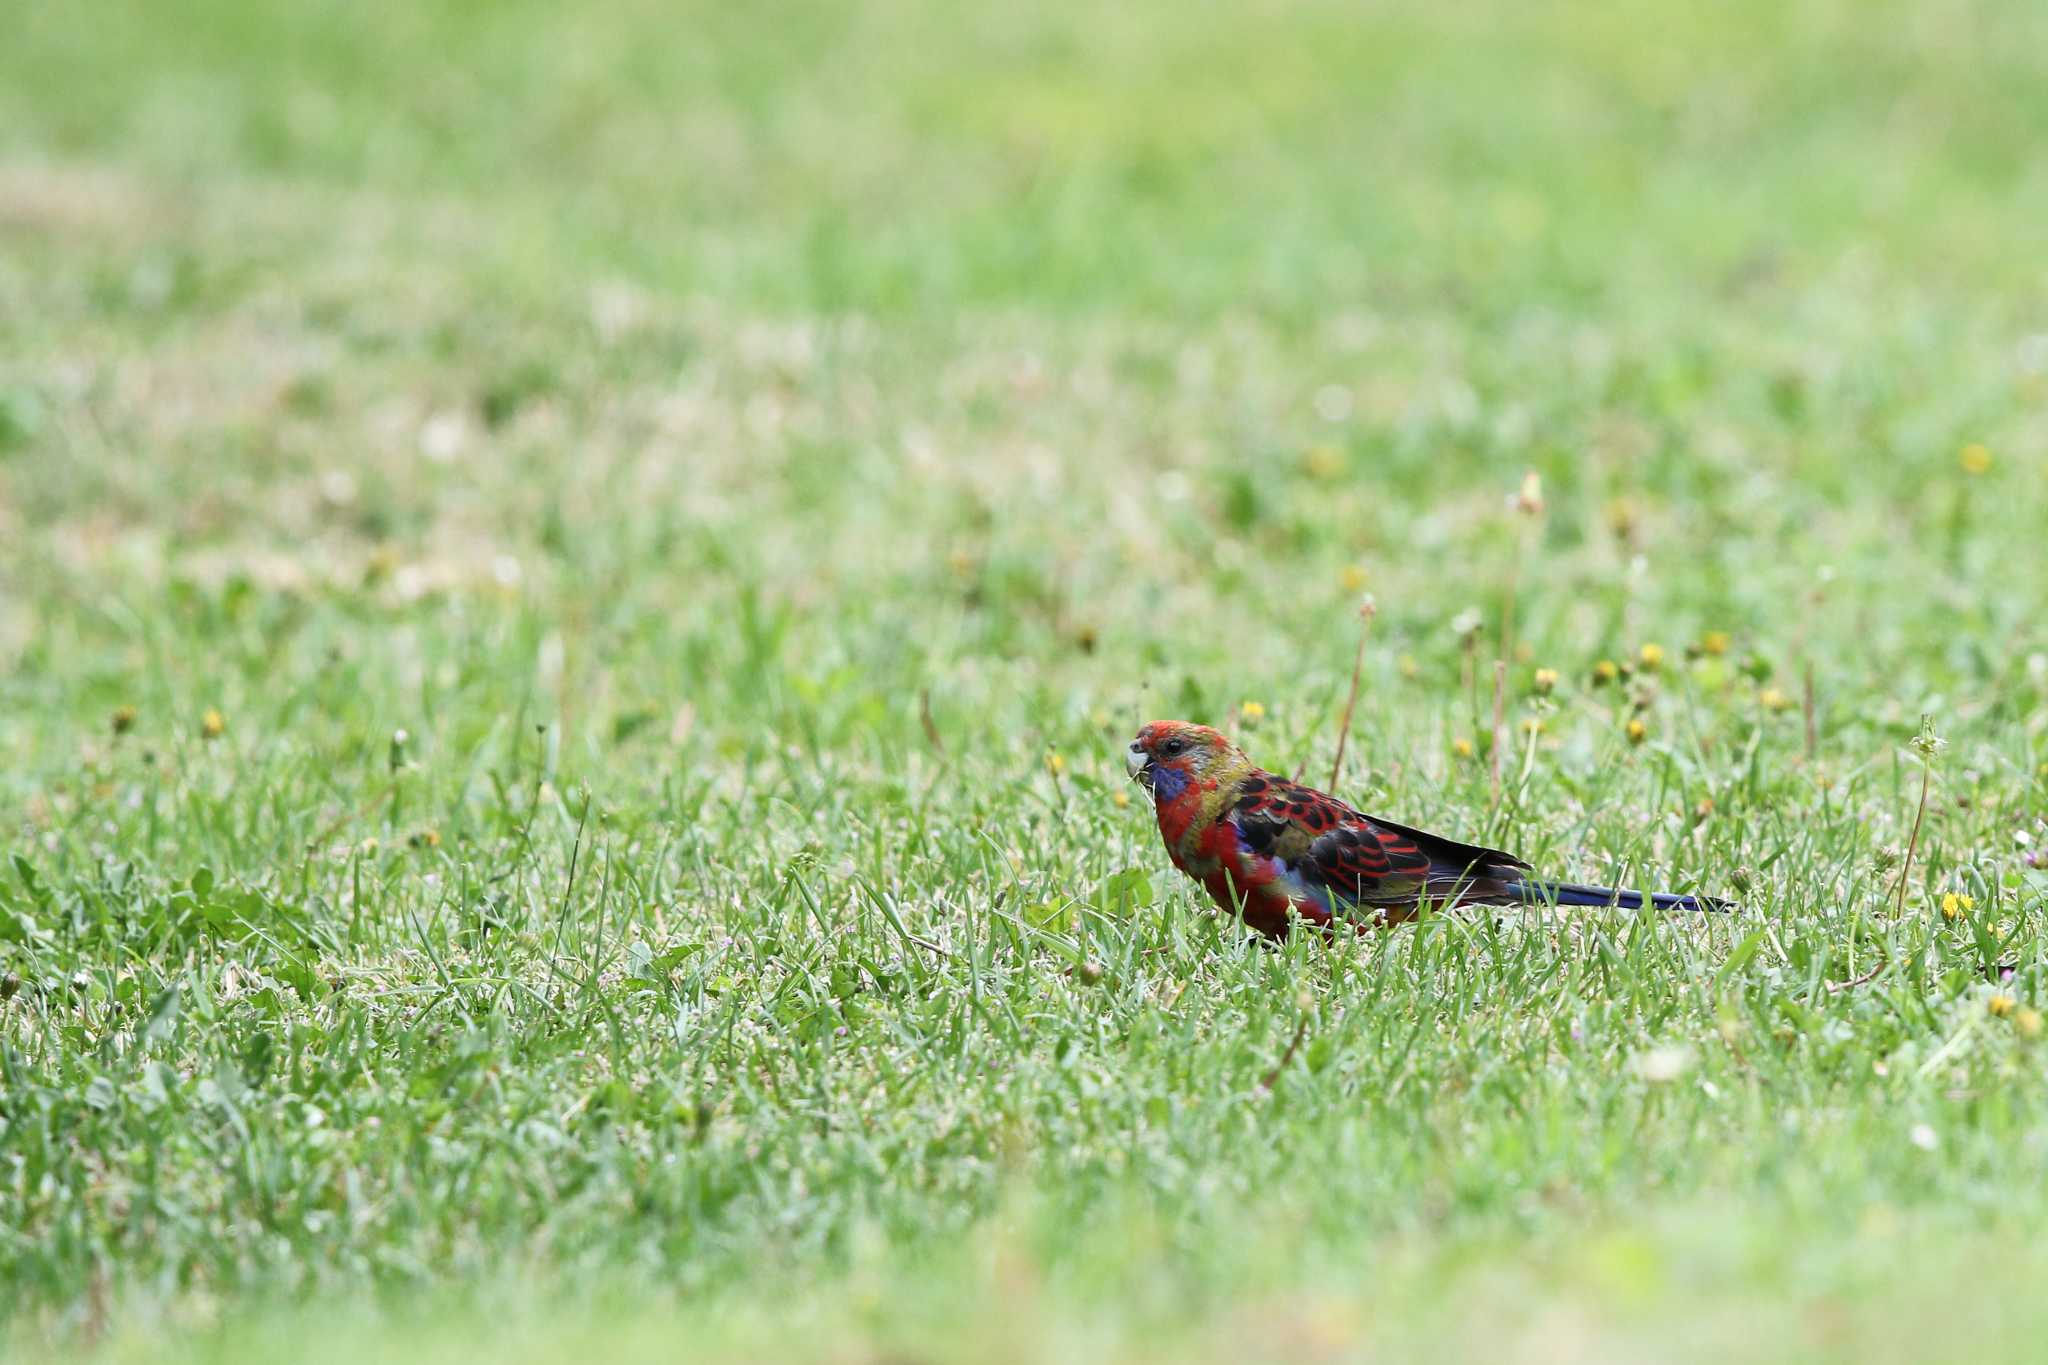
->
240, 1029, 275, 1086
1098, 867, 1154, 914
11, 855, 46, 906
1969, 913, 2004, 974
649, 944, 702, 974
142, 986, 183, 1042
1715, 929, 1767, 988
1306, 1034, 1335, 1074
1026, 899, 1072, 931
0, 906, 46, 944
612, 709, 657, 743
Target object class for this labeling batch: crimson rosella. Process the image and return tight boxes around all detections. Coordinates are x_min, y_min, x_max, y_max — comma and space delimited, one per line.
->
1125, 719, 1729, 937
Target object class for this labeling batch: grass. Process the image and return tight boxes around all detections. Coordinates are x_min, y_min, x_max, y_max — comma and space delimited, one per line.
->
4, 0, 2048, 1357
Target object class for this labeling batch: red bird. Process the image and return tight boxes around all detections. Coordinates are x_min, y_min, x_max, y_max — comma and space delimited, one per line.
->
1126, 719, 1728, 938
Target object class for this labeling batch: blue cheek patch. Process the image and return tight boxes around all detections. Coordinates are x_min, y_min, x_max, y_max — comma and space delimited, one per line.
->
1150, 766, 1191, 801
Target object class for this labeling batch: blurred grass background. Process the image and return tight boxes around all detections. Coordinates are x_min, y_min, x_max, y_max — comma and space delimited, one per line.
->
9, 0, 2046, 311
6, 0, 2048, 1360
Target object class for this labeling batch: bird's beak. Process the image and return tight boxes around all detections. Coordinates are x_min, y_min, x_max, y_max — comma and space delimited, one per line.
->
1125, 742, 1151, 784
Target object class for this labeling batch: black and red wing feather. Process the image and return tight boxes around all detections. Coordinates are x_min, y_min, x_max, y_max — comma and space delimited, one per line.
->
1228, 773, 1529, 910
1358, 810, 1530, 876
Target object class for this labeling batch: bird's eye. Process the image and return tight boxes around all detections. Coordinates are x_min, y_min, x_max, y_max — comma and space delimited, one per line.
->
1163, 738, 1185, 755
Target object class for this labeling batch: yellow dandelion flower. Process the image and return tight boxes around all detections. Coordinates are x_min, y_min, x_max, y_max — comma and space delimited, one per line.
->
1605, 497, 1638, 538
1532, 667, 1558, 694
2017, 1008, 2043, 1039
1305, 444, 1344, 480
1521, 717, 1545, 736
1340, 564, 1368, 593
1593, 659, 1620, 686
1451, 737, 1474, 760
1959, 443, 1992, 476
409, 829, 442, 850
201, 708, 226, 740
1638, 643, 1665, 671
1700, 631, 1730, 657
1239, 701, 1266, 724
1759, 686, 1793, 711
1045, 752, 1067, 776
1626, 718, 1648, 745
1941, 892, 1971, 920
1695, 797, 1715, 819
1112, 789, 1130, 809
1989, 993, 2016, 1017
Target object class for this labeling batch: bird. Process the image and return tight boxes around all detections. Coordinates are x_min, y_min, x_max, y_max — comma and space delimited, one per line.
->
1125, 719, 1730, 938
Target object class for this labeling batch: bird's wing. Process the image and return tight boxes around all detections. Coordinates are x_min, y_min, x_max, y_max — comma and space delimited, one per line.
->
1228, 775, 1432, 906
1229, 775, 1529, 909
1355, 810, 1531, 876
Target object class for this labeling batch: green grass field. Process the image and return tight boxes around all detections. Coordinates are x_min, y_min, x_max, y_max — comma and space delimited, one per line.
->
7, 0, 2048, 1358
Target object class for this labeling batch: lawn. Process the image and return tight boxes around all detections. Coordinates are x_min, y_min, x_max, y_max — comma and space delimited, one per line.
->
5, 0, 2048, 1358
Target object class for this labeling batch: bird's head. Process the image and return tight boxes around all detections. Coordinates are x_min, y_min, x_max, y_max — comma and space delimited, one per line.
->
1125, 720, 1246, 799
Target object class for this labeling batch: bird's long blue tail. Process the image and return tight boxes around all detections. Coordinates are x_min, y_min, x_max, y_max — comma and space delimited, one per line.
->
1511, 880, 1732, 914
